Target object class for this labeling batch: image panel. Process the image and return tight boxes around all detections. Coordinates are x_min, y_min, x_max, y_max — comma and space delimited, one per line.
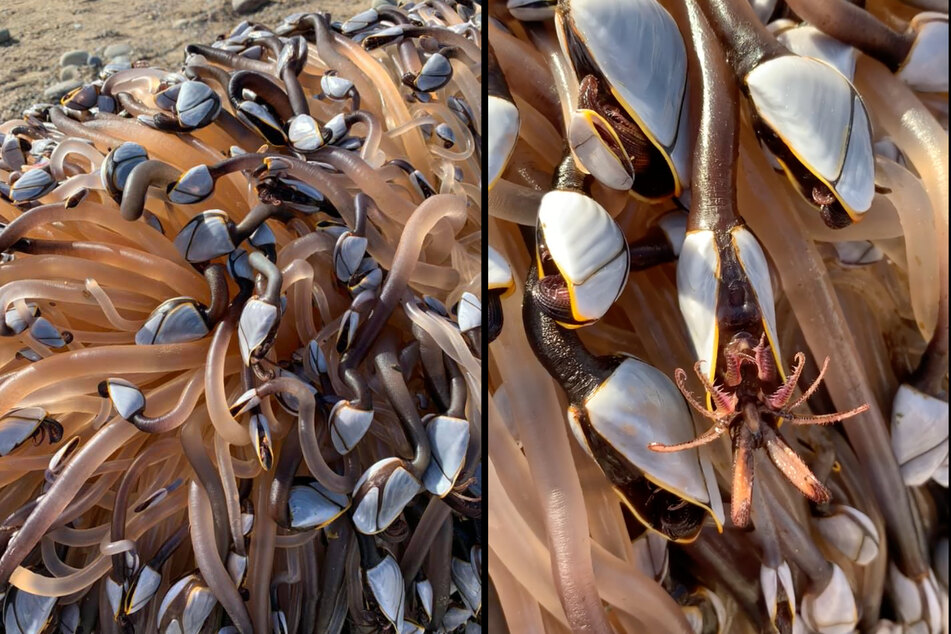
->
487, 0, 947, 632
0, 1, 483, 632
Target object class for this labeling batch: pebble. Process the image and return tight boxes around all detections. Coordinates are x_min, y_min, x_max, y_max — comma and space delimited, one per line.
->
232, 0, 267, 14
44, 80, 82, 100
111, 55, 131, 65
60, 50, 89, 67
59, 66, 81, 81
0, 29, 10, 45
103, 43, 132, 59
88, 56, 102, 68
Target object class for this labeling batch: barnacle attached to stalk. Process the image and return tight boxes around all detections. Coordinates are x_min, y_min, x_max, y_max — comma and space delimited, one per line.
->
700, 0, 877, 228
525, 264, 721, 543
533, 154, 630, 327
555, 0, 692, 199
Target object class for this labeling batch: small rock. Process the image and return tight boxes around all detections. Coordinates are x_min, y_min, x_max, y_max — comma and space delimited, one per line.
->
232, 0, 267, 14
60, 50, 89, 67
110, 55, 130, 65
0, 29, 11, 45
44, 79, 82, 100
59, 65, 81, 81
103, 42, 132, 58
87, 56, 102, 67
173, 18, 191, 29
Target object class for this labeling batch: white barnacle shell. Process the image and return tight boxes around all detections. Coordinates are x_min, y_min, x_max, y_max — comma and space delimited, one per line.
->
456, 292, 481, 334
125, 565, 162, 615
168, 164, 214, 205
271, 610, 288, 634
0, 407, 48, 457
632, 531, 669, 582
335, 309, 361, 354
5, 303, 38, 334
136, 297, 209, 345
568, 108, 635, 191
287, 114, 324, 152
105, 575, 124, 619
352, 457, 421, 535
349, 262, 383, 295
801, 563, 859, 634
416, 53, 453, 92
677, 227, 781, 383
421, 414, 470, 497
487, 94, 518, 190
323, 113, 348, 146
101, 142, 148, 200
237, 101, 286, 144
237, 298, 279, 365
761, 561, 796, 628
155, 83, 182, 112
365, 553, 405, 630
556, 0, 690, 194
174, 210, 235, 263
99, 378, 146, 420
287, 480, 350, 530
227, 248, 253, 283
434, 123, 455, 148
401, 619, 426, 634
814, 505, 880, 565
744, 55, 874, 218
249, 412, 274, 470
487, 246, 514, 296
890, 383, 949, 487
157, 574, 218, 634
1, 134, 25, 171
248, 222, 275, 251
226, 551, 248, 588
29, 317, 68, 349
416, 579, 433, 621
887, 563, 942, 634
305, 339, 328, 376
175, 81, 221, 129
341, 8, 379, 34
833, 240, 883, 267
451, 556, 481, 615
333, 232, 368, 283
321, 73, 355, 100
328, 400, 373, 455
442, 606, 473, 632
3, 587, 57, 634
897, 13, 948, 93
10, 168, 56, 202
568, 355, 720, 535
59, 603, 80, 634
536, 190, 629, 325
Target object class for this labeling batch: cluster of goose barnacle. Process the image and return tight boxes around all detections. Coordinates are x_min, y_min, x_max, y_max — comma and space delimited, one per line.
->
488, 0, 947, 632
0, 2, 482, 633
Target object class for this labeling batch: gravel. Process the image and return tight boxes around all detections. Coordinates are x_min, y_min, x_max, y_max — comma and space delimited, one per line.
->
232, 0, 269, 14
43, 79, 82, 100
59, 50, 89, 67
103, 42, 132, 58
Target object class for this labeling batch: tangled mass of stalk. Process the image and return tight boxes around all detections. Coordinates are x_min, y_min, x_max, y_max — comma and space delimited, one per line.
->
0, 2, 482, 633
488, 0, 947, 632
